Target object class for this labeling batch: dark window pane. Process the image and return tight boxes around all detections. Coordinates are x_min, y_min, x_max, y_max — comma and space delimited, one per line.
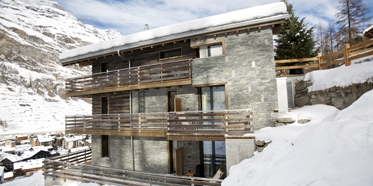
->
101, 62, 108, 72
101, 97, 108, 114
101, 135, 109, 157
160, 49, 181, 59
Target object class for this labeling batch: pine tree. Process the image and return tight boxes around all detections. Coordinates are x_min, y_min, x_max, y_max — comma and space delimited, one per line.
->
275, 1, 319, 61
336, 0, 372, 45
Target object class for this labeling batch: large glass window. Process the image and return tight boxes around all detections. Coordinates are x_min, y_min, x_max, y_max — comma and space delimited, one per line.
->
201, 85, 226, 178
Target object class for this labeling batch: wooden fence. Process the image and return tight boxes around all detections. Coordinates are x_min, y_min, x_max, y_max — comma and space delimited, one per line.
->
275, 40, 373, 75
65, 109, 253, 136
66, 59, 192, 95
43, 159, 223, 186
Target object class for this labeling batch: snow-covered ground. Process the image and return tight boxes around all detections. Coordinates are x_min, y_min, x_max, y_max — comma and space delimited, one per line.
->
304, 54, 373, 92
1, 170, 106, 186
223, 90, 373, 186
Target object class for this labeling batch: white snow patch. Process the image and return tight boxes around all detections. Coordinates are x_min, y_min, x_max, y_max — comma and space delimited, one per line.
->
223, 90, 373, 186
304, 56, 373, 92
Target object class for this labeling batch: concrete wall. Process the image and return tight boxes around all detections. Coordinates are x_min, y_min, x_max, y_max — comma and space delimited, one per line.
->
191, 26, 278, 130
225, 138, 255, 175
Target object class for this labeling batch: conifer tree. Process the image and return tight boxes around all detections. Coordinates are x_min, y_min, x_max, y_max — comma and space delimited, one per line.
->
275, 0, 319, 61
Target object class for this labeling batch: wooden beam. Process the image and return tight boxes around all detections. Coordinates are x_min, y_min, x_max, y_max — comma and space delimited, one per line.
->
66, 130, 167, 137
275, 57, 318, 64
66, 79, 192, 97
275, 64, 319, 70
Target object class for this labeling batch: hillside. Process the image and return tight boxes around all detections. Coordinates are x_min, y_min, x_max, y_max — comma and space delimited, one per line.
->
0, 0, 122, 134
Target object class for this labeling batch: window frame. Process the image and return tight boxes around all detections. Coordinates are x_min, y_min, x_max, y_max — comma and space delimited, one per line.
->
101, 135, 110, 158
190, 39, 225, 58
159, 47, 182, 60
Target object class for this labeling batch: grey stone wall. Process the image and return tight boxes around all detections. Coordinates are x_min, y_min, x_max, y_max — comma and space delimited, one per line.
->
191, 26, 278, 129
131, 85, 199, 113
178, 141, 200, 174
295, 80, 373, 109
91, 135, 169, 173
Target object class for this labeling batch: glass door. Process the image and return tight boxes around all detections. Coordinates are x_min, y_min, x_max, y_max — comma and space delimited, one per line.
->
201, 86, 226, 178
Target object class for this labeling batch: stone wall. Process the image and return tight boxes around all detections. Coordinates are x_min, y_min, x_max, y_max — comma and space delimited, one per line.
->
295, 80, 373, 109
191, 26, 278, 129
91, 135, 169, 173
131, 85, 199, 113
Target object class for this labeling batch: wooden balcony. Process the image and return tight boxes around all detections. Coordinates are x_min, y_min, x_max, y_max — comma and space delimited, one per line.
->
65, 109, 253, 141
66, 59, 192, 97
44, 152, 223, 185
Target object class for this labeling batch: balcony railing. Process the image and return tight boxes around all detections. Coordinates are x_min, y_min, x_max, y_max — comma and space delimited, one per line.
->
44, 158, 223, 186
65, 109, 253, 137
66, 59, 192, 96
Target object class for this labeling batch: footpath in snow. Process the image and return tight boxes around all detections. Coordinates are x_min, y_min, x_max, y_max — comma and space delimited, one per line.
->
223, 90, 373, 186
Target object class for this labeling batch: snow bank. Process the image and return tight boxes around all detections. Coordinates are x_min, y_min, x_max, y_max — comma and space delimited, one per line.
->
223, 90, 373, 186
60, 2, 287, 60
304, 55, 373, 92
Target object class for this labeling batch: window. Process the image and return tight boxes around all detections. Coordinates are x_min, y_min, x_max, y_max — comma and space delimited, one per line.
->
101, 62, 109, 72
199, 44, 223, 58
101, 97, 108, 114
160, 48, 182, 59
101, 135, 109, 157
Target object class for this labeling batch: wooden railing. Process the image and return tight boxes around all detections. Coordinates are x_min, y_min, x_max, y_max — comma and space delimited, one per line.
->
50, 149, 92, 164
275, 40, 373, 75
43, 159, 223, 186
65, 109, 253, 136
66, 59, 192, 95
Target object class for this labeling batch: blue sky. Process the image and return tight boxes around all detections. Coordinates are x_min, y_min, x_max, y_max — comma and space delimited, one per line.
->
54, 0, 373, 36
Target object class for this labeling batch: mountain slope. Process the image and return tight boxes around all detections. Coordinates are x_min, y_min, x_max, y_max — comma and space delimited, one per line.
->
0, 0, 122, 134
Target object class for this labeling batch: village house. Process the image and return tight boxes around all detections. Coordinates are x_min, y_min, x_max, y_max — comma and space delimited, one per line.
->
15, 135, 28, 145
58, 2, 290, 179
63, 135, 84, 150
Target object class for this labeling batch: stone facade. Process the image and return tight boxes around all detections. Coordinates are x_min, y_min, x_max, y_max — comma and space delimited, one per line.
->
295, 80, 373, 109
92, 135, 169, 173
191, 26, 278, 129
91, 26, 279, 176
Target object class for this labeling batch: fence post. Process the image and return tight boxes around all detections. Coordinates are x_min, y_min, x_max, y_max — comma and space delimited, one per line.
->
344, 44, 351, 66
318, 53, 323, 70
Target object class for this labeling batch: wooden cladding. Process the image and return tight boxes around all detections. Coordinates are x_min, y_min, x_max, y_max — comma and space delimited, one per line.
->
66, 59, 192, 97
65, 109, 253, 138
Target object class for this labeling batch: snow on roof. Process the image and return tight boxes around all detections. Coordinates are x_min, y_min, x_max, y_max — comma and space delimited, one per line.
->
4, 171, 13, 179
65, 135, 84, 142
13, 159, 44, 170
60, 2, 288, 62
36, 135, 54, 143
363, 25, 373, 35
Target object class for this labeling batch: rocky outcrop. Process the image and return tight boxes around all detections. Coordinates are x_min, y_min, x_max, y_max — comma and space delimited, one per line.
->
294, 80, 373, 109
0, 0, 122, 133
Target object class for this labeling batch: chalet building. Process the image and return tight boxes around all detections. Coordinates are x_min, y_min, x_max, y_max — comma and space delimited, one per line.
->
0, 158, 15, 172
363, 25, 373, 39
59, 2, 290, 178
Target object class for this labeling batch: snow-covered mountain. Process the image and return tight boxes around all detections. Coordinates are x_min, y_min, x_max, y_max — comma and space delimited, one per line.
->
0, 0, 122, 134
